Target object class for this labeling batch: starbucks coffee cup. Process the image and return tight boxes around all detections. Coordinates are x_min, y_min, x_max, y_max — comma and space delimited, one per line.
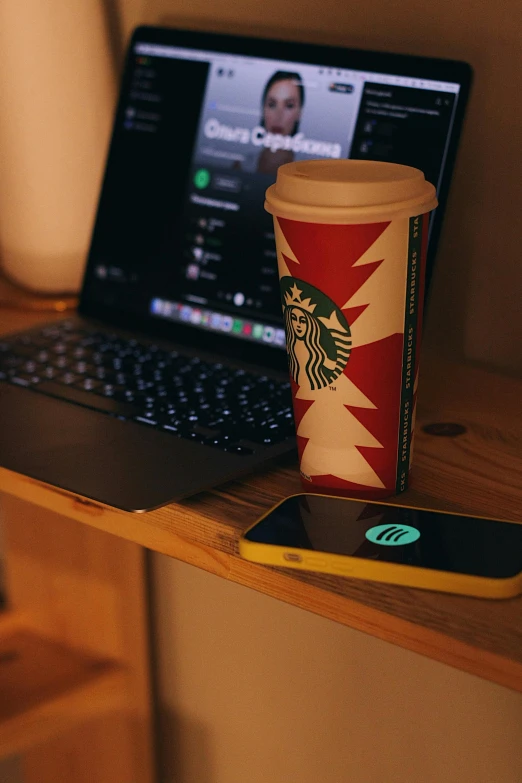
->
265, 159, 437, 499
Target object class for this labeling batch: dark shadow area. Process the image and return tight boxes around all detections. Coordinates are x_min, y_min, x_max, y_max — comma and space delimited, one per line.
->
102, 0, 126, 71
146, 550, 215, 783
0, 755, 22, 783
157, 706, 215, 783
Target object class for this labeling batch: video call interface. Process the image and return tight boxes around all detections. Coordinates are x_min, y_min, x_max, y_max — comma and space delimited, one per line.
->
85, 39, 462, 350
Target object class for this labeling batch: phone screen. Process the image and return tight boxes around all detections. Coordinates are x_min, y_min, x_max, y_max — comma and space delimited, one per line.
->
244, 495, 522, 578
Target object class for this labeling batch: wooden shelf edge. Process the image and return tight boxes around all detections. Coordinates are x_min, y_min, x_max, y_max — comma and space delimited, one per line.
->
0, 617, 127, 760
0, 468, 230, 575
2, 469, 522, 694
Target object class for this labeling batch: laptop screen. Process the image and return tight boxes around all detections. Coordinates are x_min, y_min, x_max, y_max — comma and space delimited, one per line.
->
81, 26, 471, 366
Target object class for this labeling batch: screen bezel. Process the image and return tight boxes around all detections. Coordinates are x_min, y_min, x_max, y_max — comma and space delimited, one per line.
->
79, 25, 473, 373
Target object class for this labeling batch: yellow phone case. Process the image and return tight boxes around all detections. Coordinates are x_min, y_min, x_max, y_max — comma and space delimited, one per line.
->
239, 494, 522, 599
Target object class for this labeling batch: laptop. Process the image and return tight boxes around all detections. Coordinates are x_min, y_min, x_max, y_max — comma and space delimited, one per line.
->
0, 26, 472, 511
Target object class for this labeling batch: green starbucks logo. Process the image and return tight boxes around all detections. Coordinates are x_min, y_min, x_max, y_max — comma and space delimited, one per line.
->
281, 276, 352, 390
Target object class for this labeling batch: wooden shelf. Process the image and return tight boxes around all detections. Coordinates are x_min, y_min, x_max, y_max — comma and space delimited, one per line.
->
0, 612, 125, 759
1, 351, 521, 693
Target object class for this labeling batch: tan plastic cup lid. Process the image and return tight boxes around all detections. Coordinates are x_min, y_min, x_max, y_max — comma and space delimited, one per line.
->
265, 159, 438, 223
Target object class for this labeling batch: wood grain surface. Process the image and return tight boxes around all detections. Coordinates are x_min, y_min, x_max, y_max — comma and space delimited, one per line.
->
1, 303, 521, 692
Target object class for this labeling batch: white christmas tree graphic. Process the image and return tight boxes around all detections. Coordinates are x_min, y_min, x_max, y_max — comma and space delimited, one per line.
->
297, 373, 385, 488
343, 219, 408, 349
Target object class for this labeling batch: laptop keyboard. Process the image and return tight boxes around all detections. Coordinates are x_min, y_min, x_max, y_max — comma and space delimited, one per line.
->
0, 320, 295, 456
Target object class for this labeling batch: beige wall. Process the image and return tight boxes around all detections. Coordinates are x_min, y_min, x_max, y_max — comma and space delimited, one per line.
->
153, 558, 522, 783
114, 2, 522, 781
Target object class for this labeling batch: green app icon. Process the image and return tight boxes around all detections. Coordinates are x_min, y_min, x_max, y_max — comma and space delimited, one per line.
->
365, 524, 420, 546
232, 319, 243, 333
252, 324, 264, 339
194, 168, 211, 189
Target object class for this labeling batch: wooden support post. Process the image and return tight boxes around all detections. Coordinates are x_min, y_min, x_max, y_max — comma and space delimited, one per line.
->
0, 493, 155, 783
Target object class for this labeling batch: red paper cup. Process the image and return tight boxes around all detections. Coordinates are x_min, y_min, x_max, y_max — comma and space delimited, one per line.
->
265, 160, 437, 499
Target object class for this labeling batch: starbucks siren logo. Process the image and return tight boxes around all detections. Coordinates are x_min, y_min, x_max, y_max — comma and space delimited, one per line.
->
281, 276, 352, 390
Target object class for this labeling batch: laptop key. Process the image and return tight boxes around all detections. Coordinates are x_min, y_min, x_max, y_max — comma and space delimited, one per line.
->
160, 420, 182, 434
57, 372, 78, 385
75, 377, 102, 392
52, 356, 68, 370
134, 415, 158, 426
10, 374, 39, 387
224, 444, 255, 455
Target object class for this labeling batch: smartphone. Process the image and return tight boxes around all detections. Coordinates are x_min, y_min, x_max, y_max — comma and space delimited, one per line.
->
239, 494, 522, 599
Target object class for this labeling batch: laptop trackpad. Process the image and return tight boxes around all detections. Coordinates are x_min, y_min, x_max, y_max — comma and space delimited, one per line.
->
0, 384, 244, 511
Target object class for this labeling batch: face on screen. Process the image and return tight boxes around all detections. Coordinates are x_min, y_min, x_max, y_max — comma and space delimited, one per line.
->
262, 77, 303, 136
